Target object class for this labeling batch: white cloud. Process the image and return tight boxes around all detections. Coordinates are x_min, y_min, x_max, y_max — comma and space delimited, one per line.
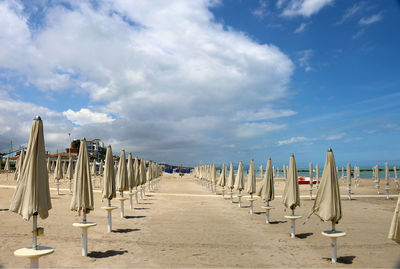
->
294, 22, 310, 33
278, 136, 308, 146
359, 13, 382, 25
252, 0, 269, 19
63, 108, 115, 125
234, 107, 297, 121
336, 2, 364, 25
325, 132, 346, 140
0, 0, 295, 164
297, 49, 313, 71
235, 122, 286, 138
280, 0, 334, 18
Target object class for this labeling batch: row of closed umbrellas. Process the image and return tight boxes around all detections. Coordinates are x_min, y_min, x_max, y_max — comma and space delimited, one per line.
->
193, 149, 400, 263
8, 116, 162, 268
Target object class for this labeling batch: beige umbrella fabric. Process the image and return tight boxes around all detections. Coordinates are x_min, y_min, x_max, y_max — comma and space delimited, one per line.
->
282, 154, 300, 210
246, 160, 256, 195
219, 164, 226, 187
99, 159, 104, 175
140, 159, 146, 186
234, 161, 244, 191
102, 145, 116, 200
10, 117, 52, 220
54, 154, 63, 180
134, 157, 140, 188
91, 161, 97, 176
116, 150, 129, 193
127, 153, 135, 190
66, 157, 74, 180
259, 165, 263, 179
50, 161, 55, 173
63, 160, 67, 175
47, 157, 50, 173
388, 196, 400, 243
310, 149, 342, 223
70, 139, 94, 214
5, 157, 10, 171
226, 163, 235, 190
256, 158, 274, 202
14, 150, 25, 181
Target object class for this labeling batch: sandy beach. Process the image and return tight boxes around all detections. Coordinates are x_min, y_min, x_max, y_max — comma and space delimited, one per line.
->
0, 172, 399, 268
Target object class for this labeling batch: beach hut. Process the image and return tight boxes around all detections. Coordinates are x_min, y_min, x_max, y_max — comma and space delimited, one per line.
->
257, 158, 274, 223
310, 149, 345, 263
115, 150, 129, 218
226, 163, 235, 203
246, 160, 256, 214
70, 138, 96, 257
54, 155, 63, 195
234, 161, 244, 207
282, 154, 301, 238
10, 116, 53, 267
101, 145, 117, 232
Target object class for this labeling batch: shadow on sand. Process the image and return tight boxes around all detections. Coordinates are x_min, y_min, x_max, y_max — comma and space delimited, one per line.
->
0, 209, 9, 212
88, 250, 128, 258
112, 228, 140, 233
124, 215, 146, 219
323, 256, 356, 264
134, 208, 149, 210
269, 220, 287, 224
295, 232, 313, 239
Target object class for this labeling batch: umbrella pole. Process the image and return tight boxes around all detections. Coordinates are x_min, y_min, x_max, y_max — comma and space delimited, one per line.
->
291, 209, 295, 238
238, 190, 242, 208
31, 213, 39, 268
250, 193, 254, 214
230, 190, 233, 203
120, 192, 125, 218
107, 199, 112, 233
81, 212, 88, 256
214, 183, 217, 195
129, 189, 133, 209
56, 179, 60, 195
331, 222, 337, 263
222, 187, 225, 199
135, 188, 139, 204
266, 201, 270, 224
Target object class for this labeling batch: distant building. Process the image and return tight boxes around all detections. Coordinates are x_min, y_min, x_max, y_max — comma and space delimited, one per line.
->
86, 139, 106, 161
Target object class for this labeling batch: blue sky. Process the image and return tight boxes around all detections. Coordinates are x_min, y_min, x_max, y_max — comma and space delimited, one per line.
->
0, 0, 399, 168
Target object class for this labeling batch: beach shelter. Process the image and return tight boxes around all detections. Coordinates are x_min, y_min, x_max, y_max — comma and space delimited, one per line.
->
127, 153, 135, 209
54, 155, 63, 195
5, 157, 10, 180
66, 157, 74, 193
70, 138, 96, 257
115, 150, 129, 218
101, 145, 117, 232
282, 154, 301, 238
219, 164, 227, 198
234, 161, 245, 207
388, 196, 400, 244
310, 149, 344, 263
346, 163, 351, 200
14, 150, 25, 181
246, 160, 256, 214
309, 162, 313, 200
226, 163, 235, 203
10, 116, 53, 267
257, 158, 274, 223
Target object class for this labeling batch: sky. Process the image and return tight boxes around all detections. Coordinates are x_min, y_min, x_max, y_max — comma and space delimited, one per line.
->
0, 0, 399, 168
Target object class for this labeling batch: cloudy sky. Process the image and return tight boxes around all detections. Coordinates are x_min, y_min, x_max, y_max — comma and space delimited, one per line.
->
1, 0, 399, 167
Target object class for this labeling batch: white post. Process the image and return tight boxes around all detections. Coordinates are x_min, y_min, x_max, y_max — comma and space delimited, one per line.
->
107, 200, 112, 233
291, 209, 295, 238
214, 183, 217, 195
56, 179, 60, 195
135, 189, 139, 204
69, 181, 72, 193
120, 192, 125, 218
250, 193, 253, 215
332, 222, 337, 263
238, 190, 241, 208
266, 201, 270, 224
230, 191, 233, 203
32, 214, 37, 249
30, 258, 39, 269
82, 212, 88, 256
129, 190, 133, 209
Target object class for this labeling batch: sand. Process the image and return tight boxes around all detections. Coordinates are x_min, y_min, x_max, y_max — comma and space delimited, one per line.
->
0, 172, 399, 268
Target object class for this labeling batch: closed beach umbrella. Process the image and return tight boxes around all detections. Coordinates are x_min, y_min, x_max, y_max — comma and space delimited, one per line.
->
99, 159, 104, 175
139, 159, 146, 199
115, 150, 128, 218
70, 138, 96, 257
375, 164, 381, 194
259, 165, 263, 179
9, 116, 53, 267
127, 153, 135, 208
66, 157, 74, 193
211, 164, 217, 194
316, 164, 320, 188
54, 154, 63, 195
47, 158, 50, 173
388, 196, 400, 244
102, 145, 117, 232
70, 139, 94, 214
50, 161, 55, 173
346, 163, 351, 200
257, 158, 274, 203
14, 150, 25, 181
310, 149, 344, 263
245, 160, 256, 214
282, 154, 300, 210
309, 162, 313, 200
63, 160, 67, 175
385, 163, 390, 199
226, 163, 235, 202
5, 157, 10, 180
91, 161, 97, 176
219, 164, 226, 187
235, 161, 244, 207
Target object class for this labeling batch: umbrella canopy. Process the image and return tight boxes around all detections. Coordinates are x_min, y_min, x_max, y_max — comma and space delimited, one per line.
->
4, 157, 10, 171
91, 161, 97, 175
309, 162, 313, 187
134, 157, 140, 187
50, 161, 55, 172
146, 162, 152, 182
282, 154, 300, 210
102, 145, 116, 200
226, 163, 235, 190
14, 150, 25, 181
66, 157, 74, 180
385, 163, 390, 187
10, 116, 52, 220
219, 164, 226, 187
116, 150, 129, 193
63, 160, 67, 175
139, 159, 147, 185
234, 161, 244, 191
70, 139, 94, 214
246, 160, 256, 194
310, 149, 342, 223
388, 196, 400, 243
99, 159, 104, 175
211, 164, 217, 185
256, 158, 274, 202
259, 165, 263, 179
54, 154, 63, 180
47, 158, 50, 173
127, 153, 135, 189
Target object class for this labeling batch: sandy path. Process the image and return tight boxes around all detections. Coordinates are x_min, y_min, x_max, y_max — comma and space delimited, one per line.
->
0, 173, 399, 267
